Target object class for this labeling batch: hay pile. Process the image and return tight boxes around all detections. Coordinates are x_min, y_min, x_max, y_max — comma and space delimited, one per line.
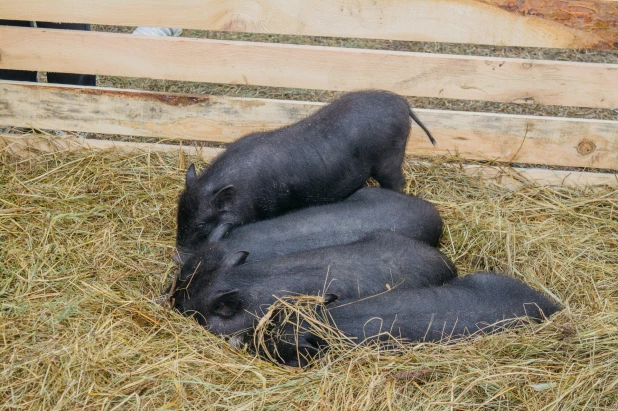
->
1, 147, 617, 409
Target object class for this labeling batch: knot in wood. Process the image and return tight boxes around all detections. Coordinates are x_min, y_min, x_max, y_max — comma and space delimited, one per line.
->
576, 139, 596, 156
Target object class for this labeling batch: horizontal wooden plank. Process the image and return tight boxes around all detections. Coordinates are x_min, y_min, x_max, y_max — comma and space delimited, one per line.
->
0, 85, 321, 142
463, 163, 618, 189
1, 0, 616, 49
0, 134, 223, 159
477, 0, 618, 49
2, 135, 616, 188
0, 81, 323, 143
1, 27, 617, 109
1, 82, 617, 169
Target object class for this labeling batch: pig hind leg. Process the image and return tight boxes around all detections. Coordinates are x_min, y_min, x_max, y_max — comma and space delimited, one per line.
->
372, 161, 406, 192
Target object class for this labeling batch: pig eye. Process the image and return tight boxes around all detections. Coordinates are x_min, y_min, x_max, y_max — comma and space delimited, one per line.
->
210, 299, 240, 318
196, 219, 214, 231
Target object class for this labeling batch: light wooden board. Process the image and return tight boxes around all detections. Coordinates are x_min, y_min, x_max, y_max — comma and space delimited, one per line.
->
2, 82, 617, 169
1, 27, 618, 109
2, 135, 616, 188
0, 134, 223, 160
463, 163, 618, 189
1, 0, 617, 49
0, 81, 321, 144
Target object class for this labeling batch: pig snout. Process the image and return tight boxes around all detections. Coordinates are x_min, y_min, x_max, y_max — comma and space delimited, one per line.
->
279, 334, 325, 367
172, 249, 193, 265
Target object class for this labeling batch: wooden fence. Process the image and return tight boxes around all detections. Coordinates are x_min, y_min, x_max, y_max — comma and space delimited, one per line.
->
1, 0, 617, 187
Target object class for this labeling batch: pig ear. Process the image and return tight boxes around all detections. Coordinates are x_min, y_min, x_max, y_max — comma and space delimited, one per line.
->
178, 254, 204, 281
210, 289, 241, 317
185, 164, 197, 187
178, 263, 197, 282
212, 185, 235, 212
207, 223, 232, 242
323, 294, 339, 305
222, 251, 249, 269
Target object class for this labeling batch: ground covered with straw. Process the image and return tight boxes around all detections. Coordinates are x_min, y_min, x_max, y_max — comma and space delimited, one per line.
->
1, 148, 617, 410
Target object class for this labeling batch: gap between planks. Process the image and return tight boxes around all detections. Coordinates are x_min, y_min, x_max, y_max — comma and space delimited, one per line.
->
1, 135, 616, 189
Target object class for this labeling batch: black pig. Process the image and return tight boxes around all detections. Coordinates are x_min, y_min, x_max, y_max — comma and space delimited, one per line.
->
170, 231, 456, 340
176, 90, 435, 254
173, 187, 443, 264
274, 272, 560, 365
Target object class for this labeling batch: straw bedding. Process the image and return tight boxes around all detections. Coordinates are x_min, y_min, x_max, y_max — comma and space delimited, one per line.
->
1, 148, 617, 410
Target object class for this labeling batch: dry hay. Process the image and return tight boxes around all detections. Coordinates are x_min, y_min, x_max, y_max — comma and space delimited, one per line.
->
1, 147, 617, 410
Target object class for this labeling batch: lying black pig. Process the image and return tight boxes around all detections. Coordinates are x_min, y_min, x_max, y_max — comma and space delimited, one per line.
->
274, 272, 560, 366
176, 90, 435, 256
170, 231, 456, 341
172, 187, 443, 264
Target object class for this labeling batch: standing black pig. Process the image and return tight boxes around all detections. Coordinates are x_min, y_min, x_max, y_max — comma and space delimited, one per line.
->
170, 231, 456, 339
176, 90, 435, 254
274, 272, 560, 366
173, 187, 443, 264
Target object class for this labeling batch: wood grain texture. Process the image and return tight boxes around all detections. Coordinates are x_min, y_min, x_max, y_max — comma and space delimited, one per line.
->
479, 0, 618, 49
0, 134, 223, 160
2, 135, 615, 188
1, 27, 617, 109
0, 81, 321, 143
1, 0, 616, 49
463, 163, 618, 188
2, 82, 617, 169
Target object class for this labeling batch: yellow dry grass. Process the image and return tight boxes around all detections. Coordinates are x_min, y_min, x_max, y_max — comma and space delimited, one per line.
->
1, 146, 617, 409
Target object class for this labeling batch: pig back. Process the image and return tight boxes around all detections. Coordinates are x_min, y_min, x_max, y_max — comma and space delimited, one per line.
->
323, 272, 560, 344
217, 187, 444, 263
